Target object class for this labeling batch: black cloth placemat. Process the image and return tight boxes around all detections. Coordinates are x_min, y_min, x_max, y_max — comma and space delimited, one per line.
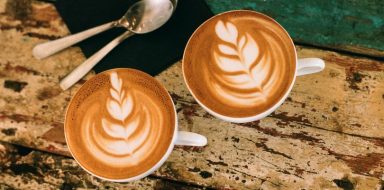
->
54, 0, 213, 75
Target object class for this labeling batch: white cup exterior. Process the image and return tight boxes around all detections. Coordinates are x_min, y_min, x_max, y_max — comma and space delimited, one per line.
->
182, 10, 325, 123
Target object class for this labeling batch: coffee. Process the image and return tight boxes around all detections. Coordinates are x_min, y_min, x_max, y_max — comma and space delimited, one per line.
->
183, 11, 296, 118
65, 68, 175, 180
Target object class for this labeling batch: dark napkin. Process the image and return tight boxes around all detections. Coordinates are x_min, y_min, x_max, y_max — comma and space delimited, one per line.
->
54, 0, 213, 75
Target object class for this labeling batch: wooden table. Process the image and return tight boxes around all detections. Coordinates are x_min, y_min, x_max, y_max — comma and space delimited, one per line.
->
1, 0, 383, 189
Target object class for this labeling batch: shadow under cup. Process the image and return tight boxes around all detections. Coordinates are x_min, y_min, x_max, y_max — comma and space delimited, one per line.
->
64, 68, 177, 181
182, 10, 298, 122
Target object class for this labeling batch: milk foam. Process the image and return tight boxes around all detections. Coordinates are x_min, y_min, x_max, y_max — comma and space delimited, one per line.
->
183, 11, 296, 117
65, 69, 175, 179
209, 20, 283, 107
80, 72, 163, 166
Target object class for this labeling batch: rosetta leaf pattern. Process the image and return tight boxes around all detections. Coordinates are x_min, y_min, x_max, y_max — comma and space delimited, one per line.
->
216, 21, 238, 44
84, 72, 156, 157
214, 20, 263, 91
101, 119, 128, 139
102, 72, 134, 140
218, 44, 237, 55
108, 72, 132, 121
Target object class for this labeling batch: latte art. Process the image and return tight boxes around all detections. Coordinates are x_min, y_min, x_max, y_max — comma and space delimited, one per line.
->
212, 20, 275, 105
65, 69, 175, 180
82, 72, 162, 166
183, 11, 296, 118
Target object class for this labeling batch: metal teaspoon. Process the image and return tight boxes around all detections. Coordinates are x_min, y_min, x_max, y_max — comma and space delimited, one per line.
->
59, 0, 176, 90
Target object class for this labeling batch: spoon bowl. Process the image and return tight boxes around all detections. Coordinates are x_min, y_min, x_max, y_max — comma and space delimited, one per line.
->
124, 0, 174, 33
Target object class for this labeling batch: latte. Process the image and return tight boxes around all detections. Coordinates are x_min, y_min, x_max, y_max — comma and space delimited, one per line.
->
183, 11, 296, 118
65, 68, 176, 180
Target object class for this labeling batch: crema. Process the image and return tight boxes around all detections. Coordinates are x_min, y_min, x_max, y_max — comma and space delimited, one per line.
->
183, 11, 296, 118
65, 68, 175, 180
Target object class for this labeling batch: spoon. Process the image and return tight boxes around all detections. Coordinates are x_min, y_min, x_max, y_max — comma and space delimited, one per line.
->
57, 0, 175, 90
33, 0, 176, 60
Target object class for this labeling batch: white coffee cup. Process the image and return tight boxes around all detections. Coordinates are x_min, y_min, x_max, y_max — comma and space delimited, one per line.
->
64, 69, 207, 182
182, 10, 325, 123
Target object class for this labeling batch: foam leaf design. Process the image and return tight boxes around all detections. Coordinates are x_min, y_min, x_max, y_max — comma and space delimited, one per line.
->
214, 52, 244, 73
110, 89, 119, 100
218, 44, 237, 55
242, 33, 258, 68
102, 119, 128, 139
214, 20, 262, 90
110, 72, 122, 92
106, 100, 122, 120
215, 20, 238, 44
238, 36, 246, 50
101, 116, 140, 140
107, 74, 132, 121
103, 139, 134, 155
102, 72, 135, 140
85, 72, 156, 157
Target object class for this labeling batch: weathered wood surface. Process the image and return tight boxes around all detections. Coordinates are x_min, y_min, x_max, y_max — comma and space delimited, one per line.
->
206, 0, 384, 58
1, 0, 384, 189
0, 142, 205, 190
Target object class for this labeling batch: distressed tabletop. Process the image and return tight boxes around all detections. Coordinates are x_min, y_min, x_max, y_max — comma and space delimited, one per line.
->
0, 0, 384, 189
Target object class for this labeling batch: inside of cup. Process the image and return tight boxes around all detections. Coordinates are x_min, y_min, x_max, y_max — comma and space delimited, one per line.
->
64, 68, 177, 181
182, 10, 297, 119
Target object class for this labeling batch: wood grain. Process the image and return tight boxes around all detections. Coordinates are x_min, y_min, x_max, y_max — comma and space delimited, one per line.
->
0, 142, 205, 190
0, 0, 383, 189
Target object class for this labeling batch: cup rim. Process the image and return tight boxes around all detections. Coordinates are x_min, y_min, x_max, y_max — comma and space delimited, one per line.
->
63, 68, 178, 182
181, 10, 298, 123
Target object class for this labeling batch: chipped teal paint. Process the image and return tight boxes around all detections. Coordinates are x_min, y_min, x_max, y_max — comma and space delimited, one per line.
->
205, 0, 384, 57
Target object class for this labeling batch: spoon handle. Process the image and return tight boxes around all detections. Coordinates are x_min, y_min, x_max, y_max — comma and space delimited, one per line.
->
59, 31, 134, 91
33, 21, 116, 60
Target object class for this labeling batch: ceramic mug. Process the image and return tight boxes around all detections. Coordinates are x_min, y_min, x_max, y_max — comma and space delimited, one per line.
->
64, 68, 207, 182
182, 10, 325, 123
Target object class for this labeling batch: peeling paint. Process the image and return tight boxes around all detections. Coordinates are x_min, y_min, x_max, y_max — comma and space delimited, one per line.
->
23, 32, 61, 40
4, 80, 28, 92
3, 62, 41, 76
333, 178, 354, 190
199, 171, 213, 179
37, 86, 62, 101
1, 128, 16, 136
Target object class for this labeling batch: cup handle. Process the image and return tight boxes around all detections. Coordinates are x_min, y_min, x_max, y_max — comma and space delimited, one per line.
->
175, 131, 207, 146
297, 58, 325, 76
